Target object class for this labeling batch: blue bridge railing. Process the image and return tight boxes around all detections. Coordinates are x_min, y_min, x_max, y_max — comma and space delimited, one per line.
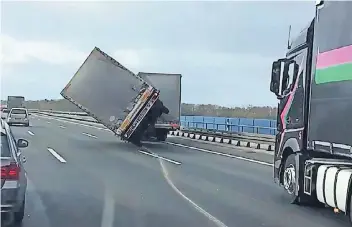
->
180, 116, 277, 136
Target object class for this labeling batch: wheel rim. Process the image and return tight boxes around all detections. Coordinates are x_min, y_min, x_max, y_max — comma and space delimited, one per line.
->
283, 164, 296, 194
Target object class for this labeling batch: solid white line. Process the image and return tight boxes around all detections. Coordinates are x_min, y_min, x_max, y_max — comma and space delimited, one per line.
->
47, 148, 66, 163
27, 131, 35, 136
139, 150, 181, 165
82, 132, 98, 139
165, 141, 273, 167
59, 125, 66, 129
100, 188, 115, 227
159, 159, 228, 227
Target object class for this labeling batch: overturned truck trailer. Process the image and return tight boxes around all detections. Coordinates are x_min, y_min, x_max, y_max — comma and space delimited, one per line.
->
60, 47, 169, 147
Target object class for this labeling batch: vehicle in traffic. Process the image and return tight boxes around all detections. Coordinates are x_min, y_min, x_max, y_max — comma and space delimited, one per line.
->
269, 0, 352, 223
0, 119, 29, 225
7, 108, 30, 127
7, 96, 25, 110
60, 47, 169, 147
1, 108, 9, 120
138, 72, 182, 141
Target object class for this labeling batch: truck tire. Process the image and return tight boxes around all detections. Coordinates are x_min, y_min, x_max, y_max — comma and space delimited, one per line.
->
282, 154, 300, 204
156, 130, 168, 141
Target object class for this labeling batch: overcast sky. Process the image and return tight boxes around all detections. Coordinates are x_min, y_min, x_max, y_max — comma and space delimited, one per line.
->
1, 0, 315, 107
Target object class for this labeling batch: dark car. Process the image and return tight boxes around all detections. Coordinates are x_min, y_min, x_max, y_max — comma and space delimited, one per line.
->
1, 120, 28, 225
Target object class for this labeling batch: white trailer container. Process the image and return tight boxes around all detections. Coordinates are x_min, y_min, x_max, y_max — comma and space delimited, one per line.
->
60, 47, 168, 146
138, 72, 182, 141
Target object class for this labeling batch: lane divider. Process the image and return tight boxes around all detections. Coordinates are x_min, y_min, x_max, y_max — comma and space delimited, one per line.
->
159, 159, 228, 227
47, 148, 66, 163
82, 132, 98, 139
139, 150, 181, 165
27, 131, 35, 136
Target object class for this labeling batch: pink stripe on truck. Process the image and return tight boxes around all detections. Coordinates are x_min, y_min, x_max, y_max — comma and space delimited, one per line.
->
316, 45, 352, 69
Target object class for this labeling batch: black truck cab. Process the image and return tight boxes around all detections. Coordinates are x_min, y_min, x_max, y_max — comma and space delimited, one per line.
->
271, 19, 315, 186
270, 0, 352, 209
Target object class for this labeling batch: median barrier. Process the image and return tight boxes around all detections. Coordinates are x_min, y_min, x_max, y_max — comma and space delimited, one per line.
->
168, 129, 275, 151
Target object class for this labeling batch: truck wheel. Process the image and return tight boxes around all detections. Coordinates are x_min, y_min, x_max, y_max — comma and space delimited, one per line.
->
282, 154, 300, 204
156, 130, 168, 141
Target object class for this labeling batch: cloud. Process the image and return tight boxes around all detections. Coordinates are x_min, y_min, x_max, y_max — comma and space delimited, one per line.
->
0, 34, 86, 66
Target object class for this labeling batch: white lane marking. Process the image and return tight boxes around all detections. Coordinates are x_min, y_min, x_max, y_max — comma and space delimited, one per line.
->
47, 148, 66, 163
82, 132, 98, 139
165, 142, 273, 167
34, 114, 109, 131
159, 159, 228, 227
27, 130, 35, 136
100, 188, 115, 227
47, 121, 51, 124
59, 125, 66, 129
139, 150, 181, 165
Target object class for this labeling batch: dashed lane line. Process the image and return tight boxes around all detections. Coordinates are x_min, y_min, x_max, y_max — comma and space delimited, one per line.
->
27, 131, 35, 136
82, 132, 98, 139
47, 148, 66, 163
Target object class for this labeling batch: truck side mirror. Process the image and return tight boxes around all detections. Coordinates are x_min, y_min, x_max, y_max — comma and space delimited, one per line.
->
270, 61, 281, 95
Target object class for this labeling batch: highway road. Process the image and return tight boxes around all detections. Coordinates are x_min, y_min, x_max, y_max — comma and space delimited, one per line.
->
6, 114, 349, 227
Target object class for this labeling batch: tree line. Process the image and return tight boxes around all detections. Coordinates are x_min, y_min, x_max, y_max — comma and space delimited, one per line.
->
1, 99, 277, 119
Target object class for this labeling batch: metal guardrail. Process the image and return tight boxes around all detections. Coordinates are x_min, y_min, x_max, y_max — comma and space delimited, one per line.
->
30, 110, 276, 135
30, 110, 276, 151
181, 121, 276, 135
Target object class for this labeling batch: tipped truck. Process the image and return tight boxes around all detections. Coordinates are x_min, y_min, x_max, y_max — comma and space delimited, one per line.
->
60, 47, 169, 146
137, 72, 181, 141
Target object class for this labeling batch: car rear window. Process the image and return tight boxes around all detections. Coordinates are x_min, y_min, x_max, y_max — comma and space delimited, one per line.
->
0, 134, 11, 157
10, 109, 27, 115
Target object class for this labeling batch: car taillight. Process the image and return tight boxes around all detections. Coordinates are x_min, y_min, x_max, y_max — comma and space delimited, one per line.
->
1, 163, 20, 180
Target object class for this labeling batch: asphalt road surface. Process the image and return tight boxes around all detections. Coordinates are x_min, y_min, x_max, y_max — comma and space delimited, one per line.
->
5, 114, 349, 227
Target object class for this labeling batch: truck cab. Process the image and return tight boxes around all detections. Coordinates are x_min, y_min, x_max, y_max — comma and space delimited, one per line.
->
270, 0, 352, 220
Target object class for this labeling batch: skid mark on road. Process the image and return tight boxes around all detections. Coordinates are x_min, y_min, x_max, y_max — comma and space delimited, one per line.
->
159, 159, 228, 227
165, 142, 273, 167
47, 148, 66, 163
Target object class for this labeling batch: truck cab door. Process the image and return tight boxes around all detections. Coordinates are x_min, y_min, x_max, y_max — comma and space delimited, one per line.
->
275, 50, 307, 160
